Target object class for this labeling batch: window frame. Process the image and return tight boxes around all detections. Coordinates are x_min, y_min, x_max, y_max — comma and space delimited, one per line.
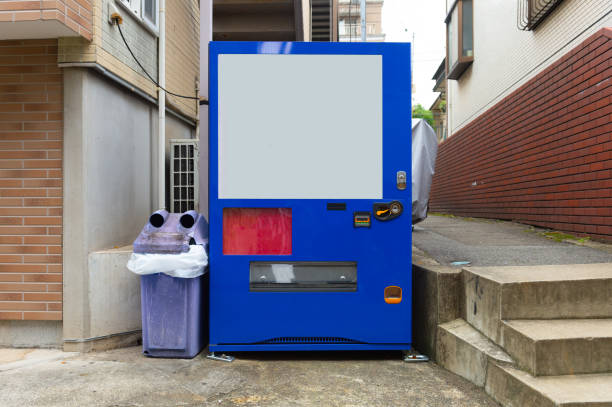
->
445, 0, 474, 80
118, 0, 140, 17
141, 0, 158, 33
116, 0, 159, 34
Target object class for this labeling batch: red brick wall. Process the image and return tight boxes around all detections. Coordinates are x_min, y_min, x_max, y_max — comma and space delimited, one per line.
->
0, 39, 63, 321
430, 28, 612, 242
0, 0, 93, 40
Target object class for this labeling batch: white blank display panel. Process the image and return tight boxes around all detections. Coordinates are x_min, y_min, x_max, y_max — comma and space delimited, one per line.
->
218, 54, 382, 199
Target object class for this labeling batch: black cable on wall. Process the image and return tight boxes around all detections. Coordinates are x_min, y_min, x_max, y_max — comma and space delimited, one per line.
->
112, 16, 208, 105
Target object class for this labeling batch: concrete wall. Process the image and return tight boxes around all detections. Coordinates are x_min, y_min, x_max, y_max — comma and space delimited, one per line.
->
447, 0, 612, 134
86, 246, 140, 340
0, 321, 61, 348
63, 68, 195, 350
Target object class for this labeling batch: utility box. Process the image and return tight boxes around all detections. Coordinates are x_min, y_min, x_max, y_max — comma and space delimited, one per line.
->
208, 42, 412, 352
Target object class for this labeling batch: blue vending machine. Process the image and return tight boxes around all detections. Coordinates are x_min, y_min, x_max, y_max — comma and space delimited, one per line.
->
209, 41, 412, 352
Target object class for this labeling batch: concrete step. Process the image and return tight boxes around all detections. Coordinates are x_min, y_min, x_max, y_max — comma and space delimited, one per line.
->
463, 263, 612, 344
502, 319, 612, 376
486, 364, 612, 407
437, 318, 514, 387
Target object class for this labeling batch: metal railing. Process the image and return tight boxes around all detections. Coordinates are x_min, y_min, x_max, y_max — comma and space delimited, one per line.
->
517, 0, 565, 30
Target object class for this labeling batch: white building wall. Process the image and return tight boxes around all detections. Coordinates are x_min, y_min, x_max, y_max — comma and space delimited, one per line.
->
447, 0, 612, 135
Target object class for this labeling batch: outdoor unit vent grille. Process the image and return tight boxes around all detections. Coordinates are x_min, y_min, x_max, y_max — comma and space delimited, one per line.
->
517, 0, 565, 31
170, 139, 198, 213
258, 337, 363, 344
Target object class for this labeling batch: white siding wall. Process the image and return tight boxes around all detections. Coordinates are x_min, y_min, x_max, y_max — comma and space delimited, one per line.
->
447, 0, 612, 135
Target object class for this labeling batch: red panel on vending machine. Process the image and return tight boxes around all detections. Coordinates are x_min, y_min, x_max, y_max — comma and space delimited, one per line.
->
223, 208, 292, 255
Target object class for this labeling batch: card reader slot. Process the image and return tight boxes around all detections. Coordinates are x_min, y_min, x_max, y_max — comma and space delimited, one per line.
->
327, 202, 347, 211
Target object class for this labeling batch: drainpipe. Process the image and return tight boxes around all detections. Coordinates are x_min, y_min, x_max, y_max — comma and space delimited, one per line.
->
360, 0, 366, 42
158, 0, 166, 209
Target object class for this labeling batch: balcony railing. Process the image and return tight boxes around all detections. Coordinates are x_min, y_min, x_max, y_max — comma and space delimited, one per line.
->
517, 0, 565, 30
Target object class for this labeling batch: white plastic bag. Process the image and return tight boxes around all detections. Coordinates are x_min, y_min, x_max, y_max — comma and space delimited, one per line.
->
127, 245, 208, 278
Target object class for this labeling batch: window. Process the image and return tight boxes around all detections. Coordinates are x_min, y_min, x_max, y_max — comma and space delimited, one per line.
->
119, 0, 140, 17
347, 23, 360, 36
117, 0, 158, 31
143, 0, 157, 27
445, 0, 473, 80
340, 18, 360, 36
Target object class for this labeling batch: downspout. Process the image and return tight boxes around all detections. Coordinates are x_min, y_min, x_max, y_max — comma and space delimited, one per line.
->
360, 0, 366, 42
158, 0, 166, 209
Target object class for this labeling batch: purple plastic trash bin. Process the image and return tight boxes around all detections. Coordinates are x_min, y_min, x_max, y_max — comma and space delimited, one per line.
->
133, 210, 208, 254
140, 272, 208, 358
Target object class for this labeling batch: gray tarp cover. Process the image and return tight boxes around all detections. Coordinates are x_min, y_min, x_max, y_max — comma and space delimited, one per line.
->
412, 118, 438, 224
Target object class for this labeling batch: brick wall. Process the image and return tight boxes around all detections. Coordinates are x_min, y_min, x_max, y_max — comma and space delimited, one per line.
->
0, 0, 93, 40
0, 39, 63, 321
429, 28, 612, 242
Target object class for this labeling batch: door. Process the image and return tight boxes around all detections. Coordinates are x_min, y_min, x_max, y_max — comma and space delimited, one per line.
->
209, 42, 412, 347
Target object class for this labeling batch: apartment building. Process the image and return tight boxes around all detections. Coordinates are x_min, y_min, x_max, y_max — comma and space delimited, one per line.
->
430, 0, 612, 241
0, 0, 200, 350
430, 59, 447, 142
338, 0, 384, 42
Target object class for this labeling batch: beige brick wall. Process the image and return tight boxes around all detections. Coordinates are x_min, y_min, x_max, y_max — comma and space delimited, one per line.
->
58, 0, 199, 120
0, 39, 63, 321
0, 0, 93, 40
165, 0, 199, 118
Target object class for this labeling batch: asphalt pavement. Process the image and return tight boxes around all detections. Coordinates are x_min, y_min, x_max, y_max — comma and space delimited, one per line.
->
412, 215, 612, 267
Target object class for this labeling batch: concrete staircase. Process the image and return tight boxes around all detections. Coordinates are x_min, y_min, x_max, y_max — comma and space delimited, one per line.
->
436, 263, 612, 406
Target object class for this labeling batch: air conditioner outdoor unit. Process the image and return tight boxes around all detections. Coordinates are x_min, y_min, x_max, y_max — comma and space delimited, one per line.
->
170, 139, 198, 213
